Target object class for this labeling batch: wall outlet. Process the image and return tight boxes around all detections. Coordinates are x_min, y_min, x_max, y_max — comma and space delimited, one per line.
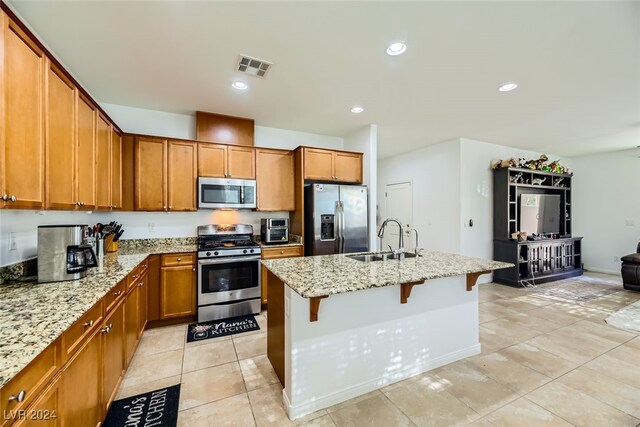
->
8, 232, 16, 251
148, 223, 155, 232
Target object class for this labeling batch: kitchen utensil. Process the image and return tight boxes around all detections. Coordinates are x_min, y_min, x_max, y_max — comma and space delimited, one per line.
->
113, 229, 125, 242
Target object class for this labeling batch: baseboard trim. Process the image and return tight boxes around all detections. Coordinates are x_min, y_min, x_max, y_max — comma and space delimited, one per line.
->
584, 267, 619, 276
285, 343, 481, 420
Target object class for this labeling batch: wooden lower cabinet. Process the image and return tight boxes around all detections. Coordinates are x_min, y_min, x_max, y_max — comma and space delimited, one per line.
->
101, 299, 125, 413
60, 328, 102, 427
0, 256, 186, 426
260, 246, 303, 305
160, 259, 196, 319
13, 375, 61, 427
137, 270, 149, 336
146, 255, 161, 321
124, 284, 140, 366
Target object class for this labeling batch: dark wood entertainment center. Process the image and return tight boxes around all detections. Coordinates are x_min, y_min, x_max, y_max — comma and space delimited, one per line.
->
493, 167, 583, 287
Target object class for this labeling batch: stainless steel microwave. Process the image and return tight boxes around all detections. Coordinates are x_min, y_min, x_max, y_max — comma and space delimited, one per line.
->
198, 177, 257, 209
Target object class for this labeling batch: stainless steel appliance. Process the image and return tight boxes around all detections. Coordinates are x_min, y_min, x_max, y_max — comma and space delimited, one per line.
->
197, 224, 262, 322
37, 225, 97, 283
260, 218, 289, 244
304, 184, 369, 256
198, 177, 256, 209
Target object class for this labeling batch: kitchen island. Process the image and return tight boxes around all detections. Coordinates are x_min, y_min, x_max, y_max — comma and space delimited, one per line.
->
262, 250, 512, 420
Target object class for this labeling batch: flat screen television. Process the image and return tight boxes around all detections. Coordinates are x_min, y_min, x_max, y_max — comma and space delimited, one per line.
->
519, 194, 561, 236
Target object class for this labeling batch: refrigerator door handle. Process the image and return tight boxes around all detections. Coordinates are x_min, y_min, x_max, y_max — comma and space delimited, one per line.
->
340, 201, 346, 254
335, 201, 341, 254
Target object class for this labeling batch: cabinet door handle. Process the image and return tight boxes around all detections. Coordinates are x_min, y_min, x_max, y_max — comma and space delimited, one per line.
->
280, 250, 284, 254
114, 290, 122, 297
192, 267, 196, 271
138, 281, 144, 287
100, 324, 112, 334
76, 201, 81, 206
8, 390, 26, 402
80, 202, 84, 206
1, 194, 7, 201
169, 205, 172, 210
10, 195, 16, 202
84, 320, 94, 328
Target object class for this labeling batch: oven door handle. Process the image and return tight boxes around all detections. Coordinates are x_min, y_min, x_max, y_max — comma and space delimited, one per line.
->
198, 255, 261, 265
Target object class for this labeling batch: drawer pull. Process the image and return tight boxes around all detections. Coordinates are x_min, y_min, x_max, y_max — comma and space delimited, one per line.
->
100, 324, 112, 334
8, 390, 26, 402
177, 258, 181, 262
84, 320, 94, 328
280, 250, 284, 254
138, 281, 144, 287
114, 290, 122, 297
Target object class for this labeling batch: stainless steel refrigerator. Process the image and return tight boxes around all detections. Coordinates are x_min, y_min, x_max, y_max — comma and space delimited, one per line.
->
304, 184, 369, 256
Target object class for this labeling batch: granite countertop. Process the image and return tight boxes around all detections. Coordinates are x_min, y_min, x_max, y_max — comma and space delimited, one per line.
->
262, 250, 514, 298
0, 239, 198, 389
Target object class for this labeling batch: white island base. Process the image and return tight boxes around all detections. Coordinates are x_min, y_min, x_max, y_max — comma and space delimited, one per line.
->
275, 274, 480, 420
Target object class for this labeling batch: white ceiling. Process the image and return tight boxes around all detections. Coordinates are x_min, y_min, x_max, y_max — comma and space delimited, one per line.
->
7, 1, 640, 159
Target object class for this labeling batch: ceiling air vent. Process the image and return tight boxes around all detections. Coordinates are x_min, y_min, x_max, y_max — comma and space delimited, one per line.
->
236, 54, 273, 78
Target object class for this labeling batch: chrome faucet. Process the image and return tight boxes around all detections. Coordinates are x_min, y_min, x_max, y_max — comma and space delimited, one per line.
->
377, 218, 404, 257
409, 228, 423, 256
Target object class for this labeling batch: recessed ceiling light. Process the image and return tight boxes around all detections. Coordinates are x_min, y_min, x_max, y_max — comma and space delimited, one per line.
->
350, 106, 364, 114
386, 42, 407, 56
232, 81, 248, 90
498, 82, 518, 92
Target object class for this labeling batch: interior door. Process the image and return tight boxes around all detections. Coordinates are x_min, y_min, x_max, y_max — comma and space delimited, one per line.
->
383, 182, 413, 252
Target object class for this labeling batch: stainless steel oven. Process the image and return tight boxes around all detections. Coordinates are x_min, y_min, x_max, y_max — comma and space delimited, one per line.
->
197, 224, 262, 322
198, 256, 261, 305
198, 177, 256, 209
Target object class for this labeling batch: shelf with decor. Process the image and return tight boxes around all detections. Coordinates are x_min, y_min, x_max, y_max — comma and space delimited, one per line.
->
492, 166, 583, 287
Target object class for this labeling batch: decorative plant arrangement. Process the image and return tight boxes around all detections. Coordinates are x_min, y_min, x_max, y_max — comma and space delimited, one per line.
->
491, 154, 572, 175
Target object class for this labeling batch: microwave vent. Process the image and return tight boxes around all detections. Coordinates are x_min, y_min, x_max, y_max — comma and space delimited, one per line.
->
236, 54, 273, 78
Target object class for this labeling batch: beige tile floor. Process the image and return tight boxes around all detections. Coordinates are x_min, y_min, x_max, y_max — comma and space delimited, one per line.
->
116, 272, 640, 426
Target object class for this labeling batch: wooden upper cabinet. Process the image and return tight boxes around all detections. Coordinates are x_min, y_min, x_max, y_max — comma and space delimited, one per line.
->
2, 15, 45, 209
303, 148, 363, 183
120, 134, 134, 211
198, 143, 255, 179
135, 136, 166, 211
256, 148, 294, 211
196, 111, 254, 146
167, 140, 197, 211
334, 151, 363, 183
110, 129, 122, 209
76, 94, 97, 210
227, 145, 255, 179
198, 143, 226, 177
96, 114, 111, 210
303, 148, 334, 181
45, 62, 76, 210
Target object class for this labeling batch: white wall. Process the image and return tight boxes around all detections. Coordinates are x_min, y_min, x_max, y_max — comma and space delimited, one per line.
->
284, 275, 479, 419
572, 150, 639, 274
101, 103, 197, 140
377, 140, 462, 254
344, 125, 378, 249
458, 138, 570, 260
254, 126, 343, 151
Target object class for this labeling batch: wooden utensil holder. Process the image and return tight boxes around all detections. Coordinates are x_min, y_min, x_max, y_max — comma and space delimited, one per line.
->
105, 235, 118, 253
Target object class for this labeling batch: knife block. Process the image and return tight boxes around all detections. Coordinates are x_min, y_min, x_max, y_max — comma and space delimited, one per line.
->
105, 235, 118, 253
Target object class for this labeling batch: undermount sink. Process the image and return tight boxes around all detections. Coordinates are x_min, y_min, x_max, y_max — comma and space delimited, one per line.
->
347, 252, 418, 262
